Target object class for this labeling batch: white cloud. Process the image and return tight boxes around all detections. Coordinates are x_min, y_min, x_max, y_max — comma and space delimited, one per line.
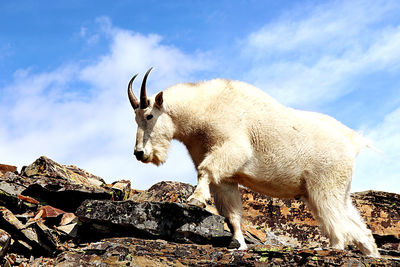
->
0, 18, 208, 189
354, 107, 400, 193
242, 0, 400, 107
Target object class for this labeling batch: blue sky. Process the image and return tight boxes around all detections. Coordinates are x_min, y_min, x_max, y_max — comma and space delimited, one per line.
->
0, 0, 399, 193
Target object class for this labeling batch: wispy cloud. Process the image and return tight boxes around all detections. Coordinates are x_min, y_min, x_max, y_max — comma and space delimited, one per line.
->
354, 107, 400, 193
241, 0, 400, 108
0, 18, 209, 188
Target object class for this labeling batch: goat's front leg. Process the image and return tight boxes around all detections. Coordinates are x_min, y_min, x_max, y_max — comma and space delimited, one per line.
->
187, 169, 211, 208
187, 140, 252, 209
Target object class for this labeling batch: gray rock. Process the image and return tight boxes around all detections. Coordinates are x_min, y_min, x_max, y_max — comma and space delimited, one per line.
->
76, 200, 233, 247
21, 177, 113, 212
22, 156, 106, 188
0, 173, 38, 214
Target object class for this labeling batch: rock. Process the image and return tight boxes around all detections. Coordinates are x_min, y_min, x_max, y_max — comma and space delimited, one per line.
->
0, 173, 37, 214
0, 229, 12, 258
76, 200, 233, 247
111, 180, 131, 200
60, 212, 77, 226
56, 213, 79, 238
21, 177, 113, 212
352, 190, 400, 251
56, 223, 79, 238
130, 180, 194, 203
0, 164, 17, 177
240, 187, 329, 248
0, 207, 58, 256
22, 156, 106, 189
1, 156, 399, 265
13, 156, 115, 212
52, 237, 399, 266
239, 187, 400, 252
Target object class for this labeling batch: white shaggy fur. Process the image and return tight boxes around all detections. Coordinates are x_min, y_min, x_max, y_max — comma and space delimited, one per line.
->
129, 77, 380, 257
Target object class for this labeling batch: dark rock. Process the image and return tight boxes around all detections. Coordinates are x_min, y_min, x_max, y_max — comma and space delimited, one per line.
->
12, 156, 115, 212
0, 173, 38, 214
21, 177, 113, 212
76, 199, 233, 247
0, 207, 58, 256
0, 184, 35, 214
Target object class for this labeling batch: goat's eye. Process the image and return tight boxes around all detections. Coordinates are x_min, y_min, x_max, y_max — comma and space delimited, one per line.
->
146, 114, 153, 120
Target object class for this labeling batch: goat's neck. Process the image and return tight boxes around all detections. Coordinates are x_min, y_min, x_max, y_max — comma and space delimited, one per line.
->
166, 103, 210, 167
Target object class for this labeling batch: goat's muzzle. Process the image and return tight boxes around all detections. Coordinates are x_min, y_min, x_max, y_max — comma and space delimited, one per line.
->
134, 150, 144, 161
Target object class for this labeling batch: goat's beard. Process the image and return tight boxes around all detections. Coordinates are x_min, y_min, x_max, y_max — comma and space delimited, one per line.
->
150, 140, 170, 166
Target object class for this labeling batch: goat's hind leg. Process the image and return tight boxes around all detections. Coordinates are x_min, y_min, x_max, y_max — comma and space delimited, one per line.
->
306, 189, 348, 251
210, 182, 247, 250
306, 189, 380, 257
344, 198, 380, 257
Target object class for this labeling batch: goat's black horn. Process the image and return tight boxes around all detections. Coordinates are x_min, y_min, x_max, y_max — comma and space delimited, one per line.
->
140, 67, 153, 109
128, 74, 139, 110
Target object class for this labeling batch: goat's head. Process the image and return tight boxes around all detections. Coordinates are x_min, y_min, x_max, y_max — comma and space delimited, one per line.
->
127, 68, 174, 166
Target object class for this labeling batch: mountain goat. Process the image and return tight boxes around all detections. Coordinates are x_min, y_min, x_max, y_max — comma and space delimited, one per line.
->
127, 68, 380, 257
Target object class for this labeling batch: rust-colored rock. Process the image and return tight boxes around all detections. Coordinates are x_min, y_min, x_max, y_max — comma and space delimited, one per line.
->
0, 164, 17, 177
240, 187, 329, 248
353, 190, 400, 251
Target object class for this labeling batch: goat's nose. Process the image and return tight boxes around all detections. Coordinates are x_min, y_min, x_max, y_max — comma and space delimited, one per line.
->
134, 150, 144, 161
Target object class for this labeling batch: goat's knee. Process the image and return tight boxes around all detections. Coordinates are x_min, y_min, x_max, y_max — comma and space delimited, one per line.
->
188, 170, 211, 207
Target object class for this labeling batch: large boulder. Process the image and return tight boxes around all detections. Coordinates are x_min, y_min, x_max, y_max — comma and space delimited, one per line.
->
22, 156, 106, 188
16, 156, 115, 212
76, 200, 234, 247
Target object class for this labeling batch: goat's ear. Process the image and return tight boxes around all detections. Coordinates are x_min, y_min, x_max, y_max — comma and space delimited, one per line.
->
155, 91, 163, 108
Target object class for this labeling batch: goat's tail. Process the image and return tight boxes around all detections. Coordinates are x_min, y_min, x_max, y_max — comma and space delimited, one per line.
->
352, 131, 385, 157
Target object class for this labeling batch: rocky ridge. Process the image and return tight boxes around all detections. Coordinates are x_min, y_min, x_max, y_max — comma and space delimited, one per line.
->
0, 156, 399, 266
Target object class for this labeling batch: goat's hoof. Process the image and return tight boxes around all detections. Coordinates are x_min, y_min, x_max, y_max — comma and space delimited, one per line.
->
227, 239, 240, 249
187, 198, 206, 208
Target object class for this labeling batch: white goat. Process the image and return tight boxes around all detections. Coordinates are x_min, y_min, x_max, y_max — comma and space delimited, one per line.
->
127, 68, 380, 257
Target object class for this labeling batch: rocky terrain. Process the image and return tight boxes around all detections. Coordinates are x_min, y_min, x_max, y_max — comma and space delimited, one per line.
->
0, 156, 399, 266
